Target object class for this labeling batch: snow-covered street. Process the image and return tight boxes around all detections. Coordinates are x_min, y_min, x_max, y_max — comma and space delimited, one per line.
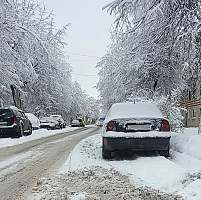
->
0, 127, 79, 149
30, 128, 201, 200
0, 127, 98, 200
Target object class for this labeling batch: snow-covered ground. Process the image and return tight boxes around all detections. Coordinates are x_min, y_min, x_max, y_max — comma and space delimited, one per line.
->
0, 127, 79, 149
31, 128, 201, 200
60, 128, 201, 200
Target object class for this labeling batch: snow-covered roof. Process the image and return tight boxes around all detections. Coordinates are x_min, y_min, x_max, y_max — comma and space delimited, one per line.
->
1, 106, 23, 112
105, 102, 163, 122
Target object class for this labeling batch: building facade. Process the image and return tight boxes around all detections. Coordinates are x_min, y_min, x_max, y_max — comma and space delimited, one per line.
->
181, 80, 201, 127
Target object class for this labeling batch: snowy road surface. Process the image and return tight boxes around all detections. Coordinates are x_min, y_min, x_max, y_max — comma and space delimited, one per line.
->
30, 128, 201, 200
0, 127, 79, 149
0, 127, 98, 200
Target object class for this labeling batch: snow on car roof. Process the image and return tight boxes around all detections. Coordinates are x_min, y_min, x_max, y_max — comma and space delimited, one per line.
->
105, 102, 163, 122
3, 106, 23, 112
25, 113, 39, 120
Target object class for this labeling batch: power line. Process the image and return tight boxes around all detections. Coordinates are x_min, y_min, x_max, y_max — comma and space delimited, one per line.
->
66, 52, 101, 59
72, 73, 98, 77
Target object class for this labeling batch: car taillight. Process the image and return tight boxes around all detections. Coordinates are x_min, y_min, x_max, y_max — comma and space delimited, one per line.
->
106, 121, 116, 132
161, 119, 170, 132
10, 116, 17, 124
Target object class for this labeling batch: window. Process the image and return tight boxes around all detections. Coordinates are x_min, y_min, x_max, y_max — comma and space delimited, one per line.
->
192, 109, 196, 118
0, 109, 13, 118
188, 110, 191, 118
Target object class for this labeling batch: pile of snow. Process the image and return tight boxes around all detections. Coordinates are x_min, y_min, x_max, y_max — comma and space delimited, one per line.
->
171, 128, 201, 160
61, 134, 186, 192
30, 167, 182, 200
59, 128, 201, 200
0, 127, 79, 149
25, 113, 40, 129
105, 102, 164, 123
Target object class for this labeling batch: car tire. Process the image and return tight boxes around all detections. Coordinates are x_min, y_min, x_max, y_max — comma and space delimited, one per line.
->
27, 125, 32, 135
102, 146, 112, 159
15, 124, 24, 138
160, 146, 170, 158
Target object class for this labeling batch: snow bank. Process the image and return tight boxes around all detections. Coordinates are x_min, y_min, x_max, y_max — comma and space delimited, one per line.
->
31, 167, 182, 200
61, 134, 186, 192
0, 127, 79, 149
171, 128, 201, 160
61, 128, 201, 200
181, 179, 201, 200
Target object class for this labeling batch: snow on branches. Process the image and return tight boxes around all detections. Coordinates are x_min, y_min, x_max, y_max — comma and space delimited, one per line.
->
0, 0, 97, 121
98, 0, 201, 129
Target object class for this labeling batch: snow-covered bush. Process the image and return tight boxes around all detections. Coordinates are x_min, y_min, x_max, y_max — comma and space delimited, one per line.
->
156, 96, 184, 133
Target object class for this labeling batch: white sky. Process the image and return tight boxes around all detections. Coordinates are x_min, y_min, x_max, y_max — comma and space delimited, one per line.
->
38, 0, 114, 98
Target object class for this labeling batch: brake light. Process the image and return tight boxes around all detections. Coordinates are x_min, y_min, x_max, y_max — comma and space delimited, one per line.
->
161, 119, 170, 132
106, 121, 116, 132
10, 116, 17, 124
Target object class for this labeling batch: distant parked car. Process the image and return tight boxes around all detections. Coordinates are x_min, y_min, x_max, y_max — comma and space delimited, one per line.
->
40, 117, 60, 130
71, 118, 85, 127
0, 106, 32, 138
50, 115, 66, 128
25, 113, 40, 130
102, 102, 171, 159
96, 117, 105, 127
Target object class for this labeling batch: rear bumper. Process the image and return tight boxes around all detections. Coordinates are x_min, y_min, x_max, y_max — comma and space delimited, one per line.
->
0, 126, 18, 138
103, 137, 170, 152
71, 124, 80, 127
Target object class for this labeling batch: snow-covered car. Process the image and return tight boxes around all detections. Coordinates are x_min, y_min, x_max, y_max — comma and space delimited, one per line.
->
25, 113, 40, 130
40, 117, 61, 130
96, 117, 105, 127
50, 115, 66, 128
71, 119, 85, 127
0, 107, 32, 138
102, 102, 171, 159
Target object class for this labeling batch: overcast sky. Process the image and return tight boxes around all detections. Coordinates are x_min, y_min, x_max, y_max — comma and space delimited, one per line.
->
38, 0, 114, 98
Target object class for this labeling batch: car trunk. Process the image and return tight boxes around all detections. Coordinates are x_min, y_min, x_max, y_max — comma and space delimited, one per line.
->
0, 109, 14, 127
108, 118, 163, 133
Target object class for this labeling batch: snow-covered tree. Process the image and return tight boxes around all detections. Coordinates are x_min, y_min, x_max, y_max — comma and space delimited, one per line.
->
98, 0, 201, 128
0, 0, 96, 122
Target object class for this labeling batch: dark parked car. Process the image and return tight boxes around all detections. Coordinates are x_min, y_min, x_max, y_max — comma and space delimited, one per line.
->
102, 102, 171, 159
0, 107, 32, 138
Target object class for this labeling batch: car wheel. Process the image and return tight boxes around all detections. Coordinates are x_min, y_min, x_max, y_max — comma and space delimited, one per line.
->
102, 146, 112, 159
15, 124, 24, 138
160, 147, 170, 158
28, 125, 32, 135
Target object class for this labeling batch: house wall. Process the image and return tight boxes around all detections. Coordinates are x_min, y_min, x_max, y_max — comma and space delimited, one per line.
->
181, 79, 201, 127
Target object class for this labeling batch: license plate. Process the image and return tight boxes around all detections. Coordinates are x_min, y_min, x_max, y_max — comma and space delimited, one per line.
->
126, 124, 151, 131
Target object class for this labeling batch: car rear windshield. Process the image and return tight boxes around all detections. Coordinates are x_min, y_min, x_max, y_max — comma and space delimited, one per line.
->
0, 109, 13, 118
